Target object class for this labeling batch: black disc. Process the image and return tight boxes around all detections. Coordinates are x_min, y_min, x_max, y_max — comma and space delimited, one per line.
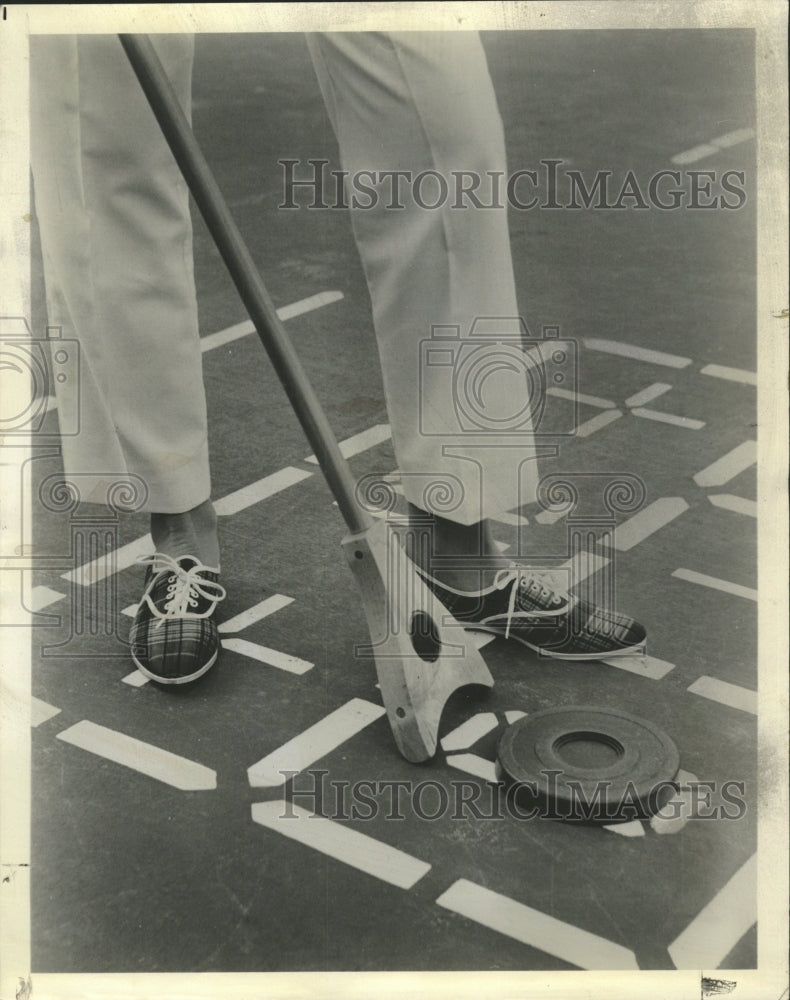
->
497, 706, 680, 823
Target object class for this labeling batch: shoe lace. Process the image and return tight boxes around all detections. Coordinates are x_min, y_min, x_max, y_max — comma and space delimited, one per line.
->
492, 566, 571, 639
138, 553, 226, 627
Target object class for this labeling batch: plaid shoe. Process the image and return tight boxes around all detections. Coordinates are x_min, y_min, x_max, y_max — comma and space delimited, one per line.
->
421, 566, 646, 660
129, 553, 227, 684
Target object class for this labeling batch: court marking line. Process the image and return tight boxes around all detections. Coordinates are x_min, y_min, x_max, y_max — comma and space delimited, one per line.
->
672, 568, 757, 602
601, 654, 676, 681
491, 510, 529, 527
61, 533, 153, 586
610, 497, 689, 552
534, 508, 565, 525
693, 440, 757, 487
56, 720, 217, 791
546, 386, 616, 409
251, 800, 430, 890
200, 291, 344, 353
667, 854, 757, 969
214, 466, 313, 517
700, 364, 757, 386
707, 494, 757, 518
574, 409, 623, 438
445, 754, 502, 784
624, 382, 672, 408
670, 142, 721, 165
563, 552, 610, 586
29, 586, 66, 611
218, 593, 294, 634
121, 670, 150, 688
631, 408, 705, 430
584, 338, 692, 368
603, 820, 646, 838
440, 713, 499, 753
31, 697, 61, 727
436, 879, 640, 971
688, 676, 757, 715
247, 698, 386, 788
671, 127, 755, 165
305, 423, 391, 463
221, 637, 314, 675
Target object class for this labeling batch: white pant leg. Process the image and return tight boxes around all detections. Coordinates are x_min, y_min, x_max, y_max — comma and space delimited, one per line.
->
30, 34, 211, 513
306, 32, 539, 525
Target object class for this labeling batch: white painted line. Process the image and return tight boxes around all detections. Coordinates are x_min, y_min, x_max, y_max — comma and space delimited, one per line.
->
712, 127, 756, 149
248, 698, 386, 787
446, 754, 502, 784
631, 408, 705, 430
688, 676, 757, 715
693, 441, 756, 487
707, 494, 757, 518
251, 801, 430, 889
61, 533, 153, 586
305, 424, 391, 463
436, 879, 640, 970
56, 720, 216, 790
672, 568, 757, 602
624, 382, 672, 408
574, 410, 623, 438
603, 820, 646, 838
546, 387, 616, 409
214, 466, 313, 517
505, 710, 527, 724
611, 497, 689, 552
218, 594, 294, 634
275, 290, 344, 322
670, 143, 721, 165
121, 603, 138, 618
441, 713, 499, 753
221, 637, 313, 675
563, 552, 611, 587
200, 291, 344, 353
584, 338, 692, 368
668, 855, 757, 969
491, 511, 529, 527
29, 586, 66, 611
30, 697, 61, 727
121, 670, 150, 688
534, 508, 565, 525
200, 318, 254, 353
700, 364, 757, 386
601, 654, 676, 681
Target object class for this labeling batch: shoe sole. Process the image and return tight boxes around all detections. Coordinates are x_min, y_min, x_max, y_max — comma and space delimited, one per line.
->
465, 625, 646, 661
131, 646, 219, 685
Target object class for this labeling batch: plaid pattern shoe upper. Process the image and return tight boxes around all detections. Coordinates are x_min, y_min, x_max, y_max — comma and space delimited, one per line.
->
422, 565, 646, 660
129, 553, 226, 684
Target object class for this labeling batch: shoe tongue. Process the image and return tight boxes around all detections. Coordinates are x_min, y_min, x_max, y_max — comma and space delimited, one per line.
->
175, 556, 200, 571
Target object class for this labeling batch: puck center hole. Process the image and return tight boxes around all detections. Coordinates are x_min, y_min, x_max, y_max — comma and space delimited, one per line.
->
408, 610, 441, 662
552, 730, 625, 768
